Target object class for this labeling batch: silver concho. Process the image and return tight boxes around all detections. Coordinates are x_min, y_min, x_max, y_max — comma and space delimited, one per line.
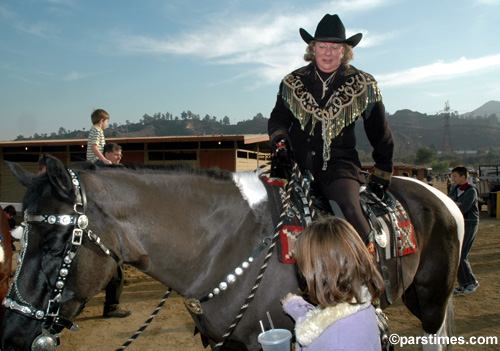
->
48, 216, 57, 224
60, 215, 71, 225
375, 229, 388, 248
32, 331, 58, 351
77, 215, 88, 229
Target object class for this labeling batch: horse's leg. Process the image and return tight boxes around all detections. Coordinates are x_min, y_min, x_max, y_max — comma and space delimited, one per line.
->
403, 242, 457, 351
402, 284, 454, 351
422, 298, 454, 351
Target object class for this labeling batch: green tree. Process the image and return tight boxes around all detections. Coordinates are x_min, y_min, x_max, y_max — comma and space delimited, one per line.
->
415, 147, 435, 165
431, 160, 449, 172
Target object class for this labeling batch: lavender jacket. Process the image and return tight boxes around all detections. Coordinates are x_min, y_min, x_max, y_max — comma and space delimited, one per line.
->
282, 295, 381, 351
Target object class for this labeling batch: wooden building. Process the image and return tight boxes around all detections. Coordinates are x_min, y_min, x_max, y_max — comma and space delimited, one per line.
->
0, 134, 271, 204
1, 134, 434, 205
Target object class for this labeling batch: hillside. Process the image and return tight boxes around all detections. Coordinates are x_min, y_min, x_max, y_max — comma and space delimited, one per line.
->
465, 100, 500, 117
354, 100, 500, 157
16, 102, 500, 158
354, 108, 500, 156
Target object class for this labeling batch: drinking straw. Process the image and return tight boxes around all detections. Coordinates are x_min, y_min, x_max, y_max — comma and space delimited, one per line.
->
259, 320, 265, 334
266, 311, 275, 330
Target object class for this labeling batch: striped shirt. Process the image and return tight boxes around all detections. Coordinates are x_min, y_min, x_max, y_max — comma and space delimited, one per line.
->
86, 125, 106, 162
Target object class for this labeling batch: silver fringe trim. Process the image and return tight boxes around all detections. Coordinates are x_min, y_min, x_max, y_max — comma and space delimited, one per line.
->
280, 70, 382, 170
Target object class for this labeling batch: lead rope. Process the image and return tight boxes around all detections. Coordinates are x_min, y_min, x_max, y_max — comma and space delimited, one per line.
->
214, 162, 312, 350
115, 288, 172, 351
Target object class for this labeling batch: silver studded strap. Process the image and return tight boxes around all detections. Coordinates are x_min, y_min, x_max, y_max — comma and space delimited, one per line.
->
3, 168, 119, 333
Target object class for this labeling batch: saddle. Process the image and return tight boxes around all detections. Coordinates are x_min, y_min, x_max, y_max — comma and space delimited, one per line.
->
260, 169, 417, 303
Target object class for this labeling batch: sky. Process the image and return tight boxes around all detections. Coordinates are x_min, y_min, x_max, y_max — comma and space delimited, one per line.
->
1, 0, 499, 141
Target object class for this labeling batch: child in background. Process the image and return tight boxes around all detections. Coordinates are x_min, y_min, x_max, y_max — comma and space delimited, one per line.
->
86, 109, 112, 165
3, 205, 18, 251
3, 205, 16, 231
281, 217, 384, 351
449, 165, 480, 294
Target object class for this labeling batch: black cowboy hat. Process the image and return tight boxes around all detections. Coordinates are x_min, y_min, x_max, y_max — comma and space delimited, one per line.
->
300, 14, 362, 48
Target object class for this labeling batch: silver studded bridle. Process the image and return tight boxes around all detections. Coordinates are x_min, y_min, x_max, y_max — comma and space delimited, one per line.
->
2, 169, 120, 350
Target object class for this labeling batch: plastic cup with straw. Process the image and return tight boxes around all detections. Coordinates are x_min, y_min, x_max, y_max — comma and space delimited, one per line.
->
257, 311, 292, 351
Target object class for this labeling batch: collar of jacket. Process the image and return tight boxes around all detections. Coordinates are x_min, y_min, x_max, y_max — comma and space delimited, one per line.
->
293, 63, 348, 88
295, 286, 372, 346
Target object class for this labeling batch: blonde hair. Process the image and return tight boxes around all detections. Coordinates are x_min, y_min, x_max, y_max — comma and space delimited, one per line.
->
295, 217, 384, 307
304, 41, 354, 66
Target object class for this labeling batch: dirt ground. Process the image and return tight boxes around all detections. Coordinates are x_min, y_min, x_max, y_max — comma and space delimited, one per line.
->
33, 181, 500, 350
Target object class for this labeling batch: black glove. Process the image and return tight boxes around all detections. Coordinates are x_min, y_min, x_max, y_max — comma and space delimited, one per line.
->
368, 169, 391, 201
272, 137, 293, 166
270, 136, 294, 178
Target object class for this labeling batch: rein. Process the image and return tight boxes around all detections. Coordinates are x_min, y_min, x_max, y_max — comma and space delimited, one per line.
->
2, 169, 121, 349
211, 163, 314, 350
115, 288, 173, 351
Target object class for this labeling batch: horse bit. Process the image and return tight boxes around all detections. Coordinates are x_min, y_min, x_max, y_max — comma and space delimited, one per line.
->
2, 169, 120, 351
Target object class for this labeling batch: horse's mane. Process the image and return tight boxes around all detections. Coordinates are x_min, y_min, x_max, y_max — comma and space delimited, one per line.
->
80, 161, 234, 182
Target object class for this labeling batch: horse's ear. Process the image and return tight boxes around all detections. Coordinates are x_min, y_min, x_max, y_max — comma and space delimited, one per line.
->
4, 161, 36, 187
45, 155, 74, 199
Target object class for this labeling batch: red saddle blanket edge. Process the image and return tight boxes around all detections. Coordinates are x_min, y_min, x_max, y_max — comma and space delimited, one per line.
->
397, 220, 417, 256
279, 226, 304, 264
260, 175, 417, 264
279, 219, 417, 264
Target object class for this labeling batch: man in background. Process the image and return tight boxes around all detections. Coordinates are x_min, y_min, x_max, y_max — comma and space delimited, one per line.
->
101, 143, 131, 318
103, 143, 123, 166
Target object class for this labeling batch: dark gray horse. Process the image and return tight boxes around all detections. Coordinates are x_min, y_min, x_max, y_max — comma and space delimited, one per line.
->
0, 155, 462, 350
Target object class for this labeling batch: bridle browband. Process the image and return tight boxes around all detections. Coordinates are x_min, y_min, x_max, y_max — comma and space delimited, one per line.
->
2, 169, 121, 348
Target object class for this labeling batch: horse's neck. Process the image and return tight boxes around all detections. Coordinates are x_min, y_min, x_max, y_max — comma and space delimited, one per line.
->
88, 171, 269, 297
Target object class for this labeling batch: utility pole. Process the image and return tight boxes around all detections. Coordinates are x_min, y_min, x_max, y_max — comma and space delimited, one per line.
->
438, 101, 456, 155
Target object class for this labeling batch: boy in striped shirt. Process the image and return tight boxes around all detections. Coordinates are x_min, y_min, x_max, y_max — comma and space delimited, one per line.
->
86, 109, 112, 165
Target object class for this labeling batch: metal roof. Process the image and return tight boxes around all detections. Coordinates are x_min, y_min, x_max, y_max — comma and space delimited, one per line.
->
0, 134, 270, 147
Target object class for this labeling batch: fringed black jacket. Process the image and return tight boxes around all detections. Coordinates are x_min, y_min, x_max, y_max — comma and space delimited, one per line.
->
268, 63, 394, 186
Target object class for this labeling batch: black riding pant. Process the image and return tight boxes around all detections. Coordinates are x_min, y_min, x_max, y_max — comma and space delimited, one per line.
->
317, 177, 371, 240
105, 265, 125, 308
